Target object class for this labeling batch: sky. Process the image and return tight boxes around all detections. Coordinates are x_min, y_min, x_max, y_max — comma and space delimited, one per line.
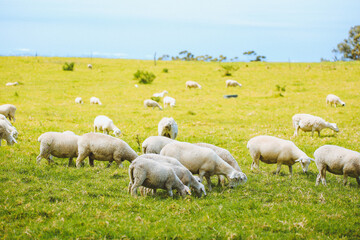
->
0, 0, 359, 62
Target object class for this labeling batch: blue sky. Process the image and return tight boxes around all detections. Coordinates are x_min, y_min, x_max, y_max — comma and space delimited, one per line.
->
0, 0, 359, 62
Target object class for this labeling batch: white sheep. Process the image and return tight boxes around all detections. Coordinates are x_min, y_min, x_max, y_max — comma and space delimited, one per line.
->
226, 80, 242, 88
314, 145, 360, 186
292, 113, 339, 137
160, 141, 246, 190
37, 132, 79, 166
142, 136, 176, 154
247, 135, 313, 175
0, 114, 18, 139
0, 119, 17, 146
326, 94, 345, 107
144, 99, 162, 110
90, 97, 102, 105
163, 96, 176, 108
186, 81, 202, 89
158, 117, 178, 139
153, 90, 168, 98
75, 97, 83, 104
128, 157, 191, 197
94, 115, 121, 137
6, 82, 19, 86
87, 64, 92, 69
0, 104, 16, 122
76, 133, 138, 168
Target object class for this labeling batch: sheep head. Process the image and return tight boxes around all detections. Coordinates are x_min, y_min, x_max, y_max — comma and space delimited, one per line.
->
228, 171, 243, 188
295, 157, 313, 173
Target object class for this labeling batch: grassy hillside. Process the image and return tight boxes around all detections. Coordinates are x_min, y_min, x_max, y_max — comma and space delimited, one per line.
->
0, 56, 359, 239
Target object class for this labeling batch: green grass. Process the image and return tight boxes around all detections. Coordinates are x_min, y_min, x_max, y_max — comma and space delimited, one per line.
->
0, 57, 360, 239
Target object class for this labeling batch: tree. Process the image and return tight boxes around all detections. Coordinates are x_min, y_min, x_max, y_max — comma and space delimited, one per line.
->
333, 25, 360, 60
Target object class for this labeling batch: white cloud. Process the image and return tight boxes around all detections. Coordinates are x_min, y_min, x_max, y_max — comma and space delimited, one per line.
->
16, 48, 31, 52
92, 52, 128, 58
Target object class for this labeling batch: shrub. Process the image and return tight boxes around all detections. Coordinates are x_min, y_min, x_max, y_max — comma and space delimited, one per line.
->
275, 84, 286, 97
162, 68, 169, 73
151, 96, 161, 102
63, 62, 75, 71
220, 64, 239, 76
134, 70, 156, 84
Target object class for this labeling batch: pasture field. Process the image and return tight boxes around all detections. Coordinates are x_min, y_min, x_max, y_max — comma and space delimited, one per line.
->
0, 56, 360, 239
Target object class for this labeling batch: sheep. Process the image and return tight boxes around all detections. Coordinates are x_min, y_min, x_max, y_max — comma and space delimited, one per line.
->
314, 145, 360, 186
0, 119, 17, 146
6, 82, 19, 86
226, 80, 242, 88
326, 94, 345, 107
158, 117, 178, 139
144, 99, 162, 110
0, 114, 18, 139
186, 81, 202, 89
195, 142, 246, 186
247, 135, 313, 175
292, 113, 339, 137
76, 133, 138, 168
94, 115, 121, 137
153, 90, 168, 98
163, 96, 176, 108
0, 104, 16, 122
90, 97, 102, 105
36, 132, 79, 166
140, 154, 207, 197
160, 141, 245, 190
128, 157, 191, 197
75, 97, 83, 104
142, 136, 176, 154
87, 64, 92, 69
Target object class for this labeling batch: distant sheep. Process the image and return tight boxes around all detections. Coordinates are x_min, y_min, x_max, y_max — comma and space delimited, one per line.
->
142, 136, 176, 154
87, 64, 92, 69
326, 94, 345, 107
186, 81, 202, 89
0, 119, 17, 146
0, 104, 16, 122
0, 114, 18, 139
163, 96, 176, 108
153, 90, 168, 98
94, 115, 121, 137
226, 80, 242, 88
6, 82, 19, 86
144, 99, 162, 110
75, 97, 83, 104
158, 117, 178, 139
90, 97, 102, 105
292, 113, 339, 137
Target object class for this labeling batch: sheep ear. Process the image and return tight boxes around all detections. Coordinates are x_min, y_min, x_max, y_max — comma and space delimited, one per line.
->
187, 188, 192, 195
295, 159, 300, 163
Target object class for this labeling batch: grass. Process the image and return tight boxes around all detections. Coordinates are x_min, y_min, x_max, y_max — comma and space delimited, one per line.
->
0, 56, 360, 239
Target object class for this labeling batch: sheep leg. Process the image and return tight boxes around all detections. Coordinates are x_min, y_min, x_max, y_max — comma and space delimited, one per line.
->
250, 152, 260, 170
356, 177, 360, 186
315, 174, 321, 186
131, 176, 145, 197
275, 164, 282, 175
311, 129, 315, 137
47, 155, 54, 164
293, 124, 299, 137
205, 176, 212, 191
288, 165, 293, 176
167, 188, 174, 197
68, 157, 73, 167
320, 168, 327, 186
128, 182, 133, 194
36, 155, 43, 164
217, 175, 225, 187
76, 153, 88, 168
343, 174, 348, 185
106, 161, 114, 168
89, 156, 95, 167
317, 131, 321, 137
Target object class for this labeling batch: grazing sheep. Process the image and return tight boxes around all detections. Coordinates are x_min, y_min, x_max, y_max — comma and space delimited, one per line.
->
75, 97, 83, 104
0, 119, 17, 146
160, 141, 245, 190
0, 104, 16, 122
144, 99, 162, 110
142, 136, 176, 154
128, 157, 191, 197
314, 145, 360, 186
226, 80, 242, 88
90, 97, 102, 105
186, 81, 202, 89
292, 113, 339, 137
153, 90, 168, 98
0, 114, 18, 139
163, 96, 176, 108
141, 154, 207, 197
6, 82, 19, 86
158, 117, 178, 139
326, 94, 345, 107
76, 133, 138, 168
94, 115, 121, 137
87, 64, 92, 69
247, 135, 313, 175
135, 84, 139, 88
36, 132, 79, 166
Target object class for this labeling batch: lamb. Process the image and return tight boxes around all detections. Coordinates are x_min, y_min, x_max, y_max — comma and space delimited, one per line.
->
94, 115, 121, 137
153, 90, 168, 98
160, 141, 246, 190
226, 80, 242, 88
314, 145, 360, 186
6, 82, 19, 86
0, 114, 18, 139
0, 119, 17, 146
326, 94, 345, 107
36, 132, 79, 166
90, 97, 102, 105
76, 133, 138, 168
158, 117, 178, 139
87, 64, 92, 69
128, 157, 191, 197
140, 154, 207, 197
0, 104, 16, 122
142, 136, 176, 154
186, 81, 202, 89
163, 96, 176, 108
247, 135, 313, 175
75, 97, 83, 104
144, 99, 162, 110
292, 113, 339, 137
